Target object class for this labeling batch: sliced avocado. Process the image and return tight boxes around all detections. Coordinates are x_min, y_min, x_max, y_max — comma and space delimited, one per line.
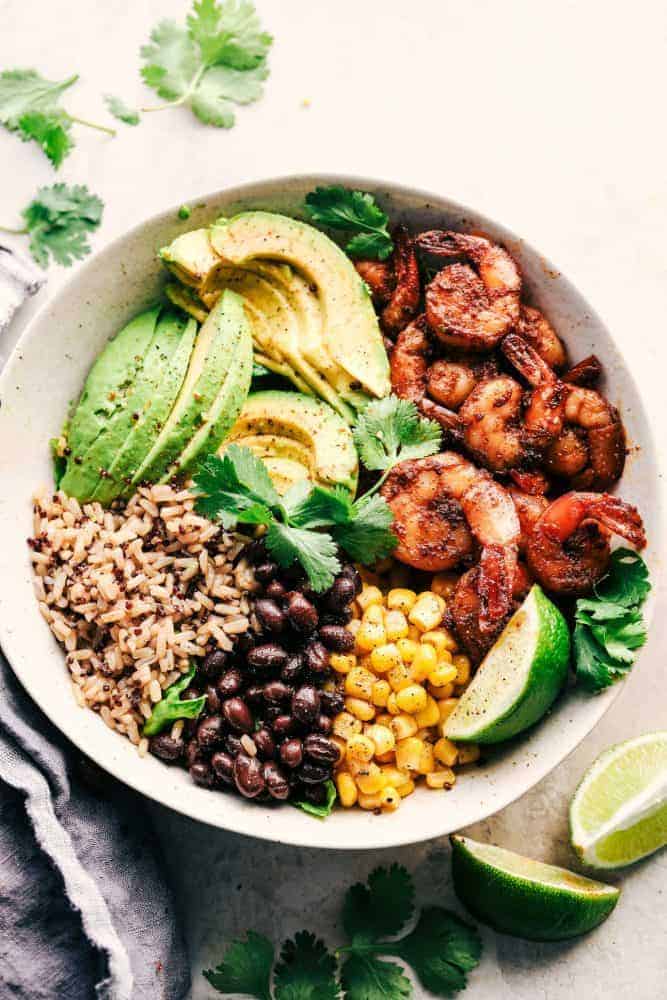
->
222, 390, 358, 493
209, 212, 390, 399
253, 351, 315, 396
132, 289, 249, 486
93, 312, 198, 504
160, 228, 220, 295
165, 282, 208, 324
67, 306, 160, 460
167, 294, 252, 477
61, 309, 189, 502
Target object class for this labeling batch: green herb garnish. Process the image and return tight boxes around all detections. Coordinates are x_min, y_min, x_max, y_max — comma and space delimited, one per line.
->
104, 94, 140, 126
140, 0, 272, 128
304, 186, 394, 260
142, 666, 206, 736
203, 866, 482, 998
574, 548, 651, 692
293, 779, 337, 819
0, 69, 115, 167
0, 183, 104, 268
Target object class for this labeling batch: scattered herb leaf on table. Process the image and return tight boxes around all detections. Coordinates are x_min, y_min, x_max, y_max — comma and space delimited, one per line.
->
304, 186, 394, 260
0, 183, 104, 268
104, 94, 140, 126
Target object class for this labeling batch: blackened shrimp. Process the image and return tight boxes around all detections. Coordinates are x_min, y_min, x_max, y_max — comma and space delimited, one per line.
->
381, 452, 520, 631
390, 317, 464, 438
525, 491, 645, 595
509, 487, 549, 552
355, 259, 395, 307
451, 561, 533, 662
518, 305, 568, 371
458, 375, 525, 472
355, 227, 421, 337
417, 231, 521, 351
427, 354, 499, 410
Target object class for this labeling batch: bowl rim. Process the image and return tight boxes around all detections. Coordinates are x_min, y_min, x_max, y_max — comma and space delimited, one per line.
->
0, 172, 661, 850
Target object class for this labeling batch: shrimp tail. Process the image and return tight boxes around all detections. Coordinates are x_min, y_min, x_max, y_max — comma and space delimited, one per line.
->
477, 544, 517, 634
381, 227, 421, 336
563, 354, 603, 387
418, 398, 465, 446
502, 331, 555, 386
586, 495, 646, 549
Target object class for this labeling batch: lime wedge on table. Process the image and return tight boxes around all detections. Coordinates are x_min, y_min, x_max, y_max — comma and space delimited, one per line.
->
450, 835, 620, 941
444, 585, 570, 744
570, 732, 667, 869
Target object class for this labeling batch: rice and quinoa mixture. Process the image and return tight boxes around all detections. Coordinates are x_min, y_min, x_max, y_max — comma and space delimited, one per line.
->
29, 483, 253, 756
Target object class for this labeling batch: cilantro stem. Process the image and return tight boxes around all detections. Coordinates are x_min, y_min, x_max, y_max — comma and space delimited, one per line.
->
141, 65, 206, 113
0, 225, 28, 235
65, 114, 116, 137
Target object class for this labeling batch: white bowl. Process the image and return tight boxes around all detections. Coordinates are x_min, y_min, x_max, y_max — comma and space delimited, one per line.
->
0, 175, 660, 849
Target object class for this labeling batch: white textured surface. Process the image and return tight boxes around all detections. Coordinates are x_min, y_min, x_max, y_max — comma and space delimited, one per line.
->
2, 1, 666, 997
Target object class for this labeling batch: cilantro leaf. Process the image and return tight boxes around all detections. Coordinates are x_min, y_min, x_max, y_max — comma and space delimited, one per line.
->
304, 186, 393, 261
142, 666, 206, 736
292, 780, 337, 819
392, 907, 482, 997
140, 0, 272, 128
340, 954, 411, 1000
104, 95, 140, 125
274, 931, 340, 1000
193, 449, 281, 525
265, 522, 341, 593
353, 396, 442, 473
18, 183, 103, 268
17, 111, 72, 167
286, 484, 354, 529
343, 866, 415, 944
332, 494, 397, 564
203, 930, 273, 999
596, 547, 651, 607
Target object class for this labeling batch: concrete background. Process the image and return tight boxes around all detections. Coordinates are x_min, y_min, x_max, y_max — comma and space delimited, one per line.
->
2, 1, 666, 996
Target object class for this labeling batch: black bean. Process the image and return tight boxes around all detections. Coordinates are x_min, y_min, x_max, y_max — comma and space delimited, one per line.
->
319, 625, 355, 652
263, 704, 283, 724
320, 690, 345, 716
263, 762, 290, 800
291, 685, 321, 723
222, 697, 253, 733
211, 750, 234, 783
245, 684, 266, 705
233, 753, 265, 798
225, 733, 243, 756
244, 539, 267, 564
182, 686, 202, 701
280, 738, 303, 769
271, 714, 294, 738
254, 598, 285, 634
190, 762, 216, 787
319, 607, 353, 627
302, 782, 327, 805
196, 715, 226, 751
149, 734, 184, 762
253, 728, 276, 760
185, 739, 204, 768
316, 714, 333, 735
286, 592, 319, 632
304, 640, 330, 674
247, 643, 288, 671
255, 561, 278, 583
281, 653, 305, 685
303, 733, 339, 765
298, 762, 331, 785
206, 684, 221, 714
263, 680, 292, 703
216, 668, 243, 699
326, 574, 356, 610
200, 649, 227, 680
340, 564, 362, 595
235, 632, 256, 655
265, 580, 287, 601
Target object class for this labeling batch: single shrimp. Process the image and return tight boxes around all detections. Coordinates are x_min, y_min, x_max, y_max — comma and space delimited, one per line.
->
518, 305, 568, 371
355, 259, 394, 307
390, 317, 464, 440
426, 354, 499, 410
451, 560, 533, 662
417, 230, 521, 351
458, 375, 525, 472
503, 332, 626, 490
381, 452, 520, 631
525, 491, 645, 595
355, 227, 421, 337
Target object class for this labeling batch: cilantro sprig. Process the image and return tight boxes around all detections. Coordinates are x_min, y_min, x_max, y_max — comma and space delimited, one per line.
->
0, 183, 104, 268
143, 666, 206, 736
574, 548, 651, 692
304, 186, 394, 261
193, 397, 441, 591
104, 95, 140, 126
0, 69, 115, 167
203, 866, 482, 999
140, 0, 272, 128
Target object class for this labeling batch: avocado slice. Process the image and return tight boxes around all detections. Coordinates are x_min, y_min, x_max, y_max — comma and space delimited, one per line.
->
165, 282, 209, 324
222, 390, 358, 493
66, 306, 160, 460
209, 212, 390, 399
160, 228, 221, 296
132, 289, 249, 486
61, 309, 190, 502
92, 312, 198, 504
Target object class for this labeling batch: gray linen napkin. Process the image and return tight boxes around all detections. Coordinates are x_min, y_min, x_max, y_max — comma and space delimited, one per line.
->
0, 247, 191, 1000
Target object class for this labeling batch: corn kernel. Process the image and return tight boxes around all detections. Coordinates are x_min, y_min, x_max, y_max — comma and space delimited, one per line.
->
415, 694, 440, 728
371, 679, 391, 707
434, 737, 459, 767
380, 785, 401, 811
418, 742, 436, 774
395, 736, 425, 773
381, 765, 412, 788
375, 750, 395, 764
415, 727, 433, 741
457, 744, 481, 765
370, 642, 402, 674
390, 713, 419, 741
333, 712, 362, 739
431, 573, 458, 599
387, 661, 414, 692
397, 779, 416, 798
409, 592, 446, 632
407, 625, 422, 642
336, 771, 358, 807
420, 631, 450, 656
426, 768, 456, 789
346, 733, 376, 763
365, 724, 395, 756
395, 684, 428, 714
387, 588, 417, 613
428, 664, 458, 688
356, 621, 386, 652
331, 653, 357, 675
345, 697, 375, 722
453, 654, 472, 686
384, 609, 409, 642
357, 585, 384, 611
348, 618, 361, 638
356, 762, 386, 794
375, 712, 394, 728
386, 692, 400, 716
410, 643, 438, 682
345, 666, 375, 700
363, 603, 385, 625
358, 791, 383, 810
429, 682, 455, 701
396, 638, 419, 663
438, 698, 460, 726
331, 736, 347, 761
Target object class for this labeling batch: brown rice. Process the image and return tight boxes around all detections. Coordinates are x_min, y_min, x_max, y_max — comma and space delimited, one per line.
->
29, 483, 255, 749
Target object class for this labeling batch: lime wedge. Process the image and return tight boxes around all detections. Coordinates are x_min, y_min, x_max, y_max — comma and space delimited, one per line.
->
444, 585, 570, 744
450, 835, 620, 940
570, 731, 667, 869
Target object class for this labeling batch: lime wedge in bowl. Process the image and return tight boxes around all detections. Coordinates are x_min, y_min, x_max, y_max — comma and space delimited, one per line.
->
451, 835, 620, 940
444, 585, 570, 744
570, 731, 667, 869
